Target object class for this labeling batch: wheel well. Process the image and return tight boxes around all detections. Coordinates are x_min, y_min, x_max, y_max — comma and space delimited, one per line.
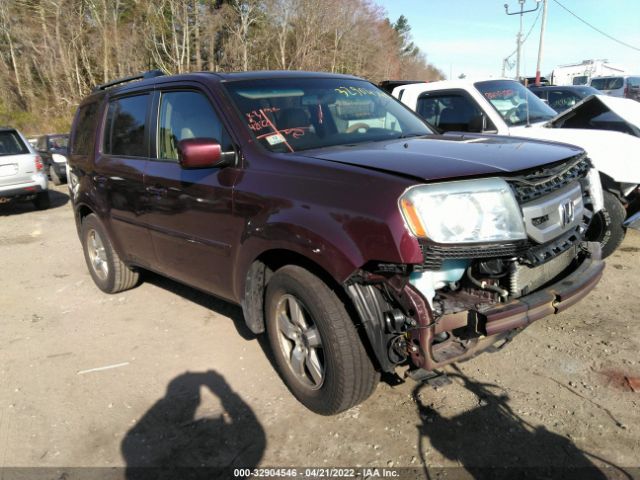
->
242, 249, 382, 370
77, 204, 94, 223
599, 172, 625, 202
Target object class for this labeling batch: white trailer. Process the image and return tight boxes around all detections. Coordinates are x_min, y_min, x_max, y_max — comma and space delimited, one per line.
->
550, 59, 625, 86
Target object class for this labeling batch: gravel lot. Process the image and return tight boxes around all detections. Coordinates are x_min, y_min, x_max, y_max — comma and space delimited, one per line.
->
1, 184, 639, 478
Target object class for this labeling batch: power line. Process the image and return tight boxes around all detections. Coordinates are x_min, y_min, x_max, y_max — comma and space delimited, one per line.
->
552, 0, 640, 52
505, 6, 542, 62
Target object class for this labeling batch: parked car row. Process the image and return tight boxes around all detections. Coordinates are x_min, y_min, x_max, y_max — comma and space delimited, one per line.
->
525, 75, 640, 113
62, 70, 608, 415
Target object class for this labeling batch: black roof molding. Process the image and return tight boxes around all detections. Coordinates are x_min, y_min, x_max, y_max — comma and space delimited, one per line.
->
92, 70, 165, 93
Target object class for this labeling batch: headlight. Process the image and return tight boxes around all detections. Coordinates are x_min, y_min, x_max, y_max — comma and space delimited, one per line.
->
586, 168, 604, 213
52, 153, 67, 163
399, 178, 526, 243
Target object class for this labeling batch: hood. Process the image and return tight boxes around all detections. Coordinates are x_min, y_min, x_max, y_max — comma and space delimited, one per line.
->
299, 135, 583, 182
546, 94, 640, 137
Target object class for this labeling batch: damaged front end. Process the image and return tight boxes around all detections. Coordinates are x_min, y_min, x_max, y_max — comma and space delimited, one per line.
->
345, 155, 605, 374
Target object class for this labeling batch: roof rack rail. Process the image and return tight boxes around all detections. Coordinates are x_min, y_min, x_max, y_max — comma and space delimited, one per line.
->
92, 70, 166, 93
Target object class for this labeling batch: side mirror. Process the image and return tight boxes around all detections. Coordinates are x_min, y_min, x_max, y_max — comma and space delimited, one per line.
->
177, 138, 233, 169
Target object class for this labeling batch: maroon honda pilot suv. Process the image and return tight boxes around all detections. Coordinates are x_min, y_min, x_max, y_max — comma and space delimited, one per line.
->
68, 70, 605, 414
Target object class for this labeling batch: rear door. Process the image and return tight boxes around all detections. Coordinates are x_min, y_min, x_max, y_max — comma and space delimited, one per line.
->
97, 92, 155, 267
0, 130, 35, 188
144, 86, 240, 298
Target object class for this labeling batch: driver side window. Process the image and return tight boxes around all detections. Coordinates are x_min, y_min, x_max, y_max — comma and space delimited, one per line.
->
417, 93, 494, 133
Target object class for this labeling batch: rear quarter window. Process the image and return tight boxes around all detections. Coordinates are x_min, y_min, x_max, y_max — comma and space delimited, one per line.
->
103, 94, 149, 157
0, 130, 29, 156
71, 103, 99, 155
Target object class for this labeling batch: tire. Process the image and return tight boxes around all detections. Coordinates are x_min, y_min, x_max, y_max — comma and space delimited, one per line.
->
33, 191, 50, 210
586, 191, 626, 258
50, 166, 62, 186
265, 265, 379, 415
80, 214, 139, 293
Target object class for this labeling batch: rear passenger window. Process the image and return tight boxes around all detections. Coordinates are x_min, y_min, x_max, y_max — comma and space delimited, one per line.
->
71, 103, 99, 155
157, 91, 231, 161
104, 94, 149, 157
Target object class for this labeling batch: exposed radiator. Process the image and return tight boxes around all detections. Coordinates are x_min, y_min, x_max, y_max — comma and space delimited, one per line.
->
510, 246, 577, 298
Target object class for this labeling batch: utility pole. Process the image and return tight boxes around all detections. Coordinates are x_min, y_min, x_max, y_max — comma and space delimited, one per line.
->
535, 0, 548, 85
504, 0, 541, 80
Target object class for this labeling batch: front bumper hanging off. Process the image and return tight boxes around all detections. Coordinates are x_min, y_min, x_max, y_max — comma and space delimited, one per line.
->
404, 242, 604, 371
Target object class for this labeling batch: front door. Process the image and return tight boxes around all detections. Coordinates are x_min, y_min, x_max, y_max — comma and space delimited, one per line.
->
144, 88, 239, 299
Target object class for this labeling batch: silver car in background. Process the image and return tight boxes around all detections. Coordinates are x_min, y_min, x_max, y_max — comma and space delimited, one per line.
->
0, 127, 50, 209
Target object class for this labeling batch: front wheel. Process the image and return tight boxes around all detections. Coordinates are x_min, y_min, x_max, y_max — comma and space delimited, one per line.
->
265, 265, 379, 415
587, 191, 626, 258
80, 214, 140, 293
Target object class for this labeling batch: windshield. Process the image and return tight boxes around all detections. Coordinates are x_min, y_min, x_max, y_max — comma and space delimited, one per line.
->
48, 135, 69, 149
590, 77, 624, 91
224, 78, 432, 153
474, 80, 557, 126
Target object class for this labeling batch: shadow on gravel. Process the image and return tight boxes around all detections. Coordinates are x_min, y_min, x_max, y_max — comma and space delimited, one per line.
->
144, 271, 255, 340
0, 188, 69, 216
122, 370, 265, 480
413, 366, 630, 480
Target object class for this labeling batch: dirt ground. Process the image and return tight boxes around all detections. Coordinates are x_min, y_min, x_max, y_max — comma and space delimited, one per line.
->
1, 184, 639, 479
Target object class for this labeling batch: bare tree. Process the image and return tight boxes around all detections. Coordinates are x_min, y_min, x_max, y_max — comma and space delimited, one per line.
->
0, 0, 443, 133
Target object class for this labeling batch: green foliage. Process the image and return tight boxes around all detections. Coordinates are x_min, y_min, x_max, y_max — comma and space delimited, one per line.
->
0, 99, 72, 135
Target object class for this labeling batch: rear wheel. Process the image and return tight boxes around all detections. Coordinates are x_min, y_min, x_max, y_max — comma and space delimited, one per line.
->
81, 214, 139, 293
587, 191, 626, 258
265, 265, 379, 415
33, 191, 50, 210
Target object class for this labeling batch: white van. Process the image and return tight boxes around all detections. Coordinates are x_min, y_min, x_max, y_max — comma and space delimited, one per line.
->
590, 76, 640, 101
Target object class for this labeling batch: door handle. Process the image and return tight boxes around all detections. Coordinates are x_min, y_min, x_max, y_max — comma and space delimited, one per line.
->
146, 185, 167, 196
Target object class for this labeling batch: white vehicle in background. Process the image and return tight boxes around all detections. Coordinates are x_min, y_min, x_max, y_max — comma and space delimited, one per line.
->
391, 78, 640, 257
590, 75, 640, 102
550, 59, 625, 86
0, 127, 50, 210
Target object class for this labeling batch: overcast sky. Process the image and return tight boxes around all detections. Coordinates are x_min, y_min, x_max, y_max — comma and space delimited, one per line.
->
375, 0, 640, 79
